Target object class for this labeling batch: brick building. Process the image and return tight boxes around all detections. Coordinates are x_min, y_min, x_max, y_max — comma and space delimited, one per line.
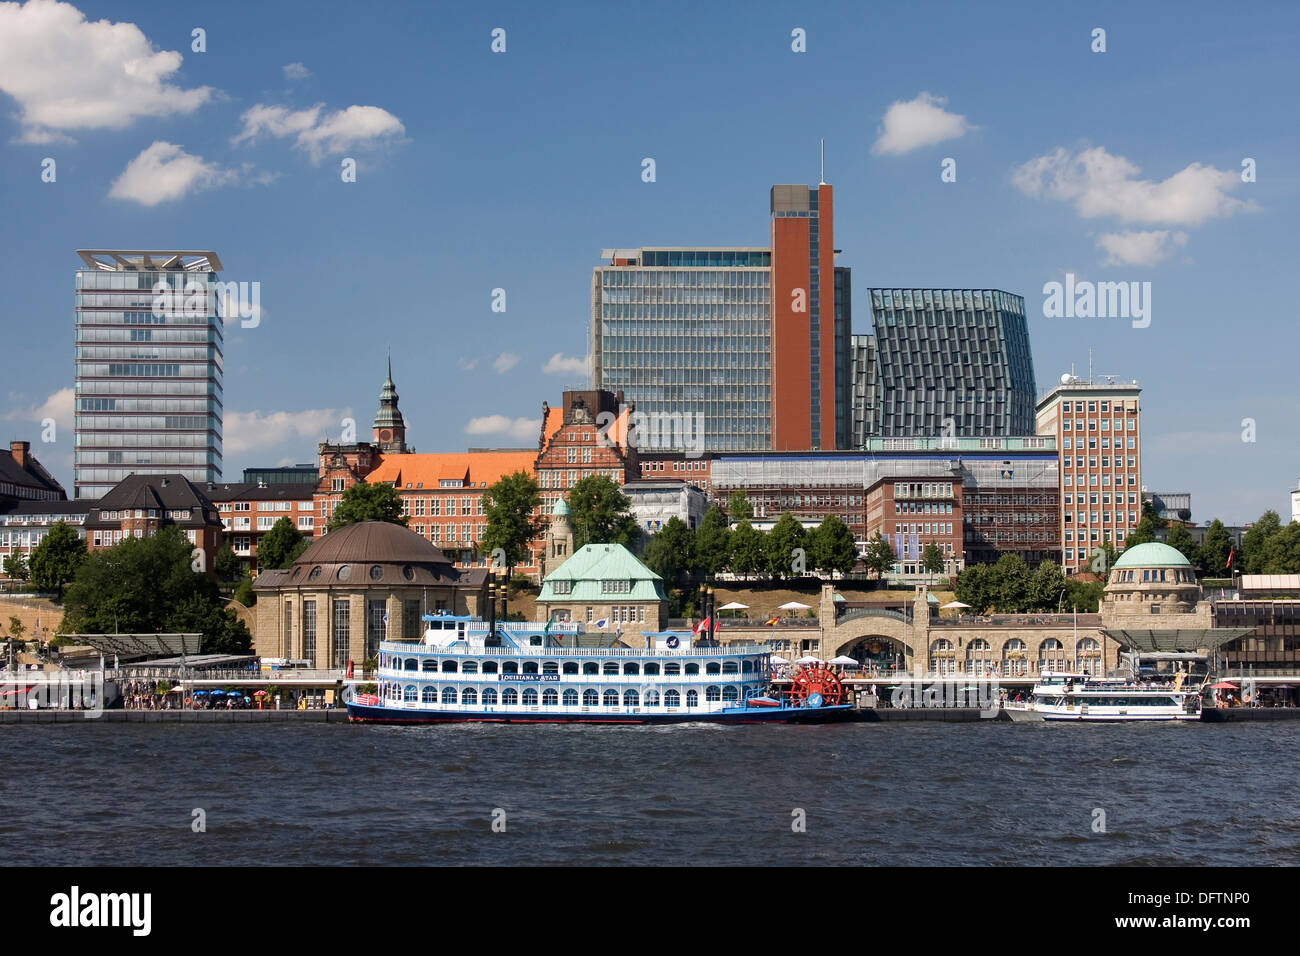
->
83, 474, 224, 570
204, 481, 316, 574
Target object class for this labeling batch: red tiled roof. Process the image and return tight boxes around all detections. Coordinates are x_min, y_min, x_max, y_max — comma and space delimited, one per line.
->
367, 451, 539, 491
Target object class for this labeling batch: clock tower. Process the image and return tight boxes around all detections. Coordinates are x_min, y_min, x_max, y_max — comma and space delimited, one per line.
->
372, 356, 408, 454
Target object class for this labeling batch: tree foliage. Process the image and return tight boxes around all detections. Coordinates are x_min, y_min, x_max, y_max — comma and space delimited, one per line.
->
480, 471, 545, 572
862, 532, 896, 580
727, 521, 765, 577
59, 526, 251, 654
644, 517, 694, 588
808, 515, 857, 576
3, 553, 29, 582
257, 516, 309, 571
727, 489, 753, 523
27, 521, 86, 598
214, 544, 242, 582
1124, 500, 1168, 548
1164, 523, 1200, 567
567, 475, 639, 550
956, 557, 1078, 613
692, 507, 731, 579
765, 512, 806, 580
1242, 510, 1283, 574
1200, 519, 1234, 574
920, 543, 946, 578
328, 481, 408, 530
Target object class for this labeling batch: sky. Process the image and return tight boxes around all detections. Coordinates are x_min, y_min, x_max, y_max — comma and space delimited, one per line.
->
0, 0, 1296, 525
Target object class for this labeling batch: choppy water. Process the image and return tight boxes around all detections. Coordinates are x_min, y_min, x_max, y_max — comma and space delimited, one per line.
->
3, 721, 1296, 865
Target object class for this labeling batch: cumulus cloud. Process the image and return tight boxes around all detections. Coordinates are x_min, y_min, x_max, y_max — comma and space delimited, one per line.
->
542, 353, 589, 376
232, 102, 405, 161
4, 386, 74, 437
282, 62, 311, 81
108, 141, 238, 206
492, 352, 520, 374
464, 415, 540, 442
224, 407, 350, 456
872, 92, 973, 156
1012, 146, 1252, 227
456, 357, 480, 371
1096, 230, 1189, 267
0, 0, 214, 143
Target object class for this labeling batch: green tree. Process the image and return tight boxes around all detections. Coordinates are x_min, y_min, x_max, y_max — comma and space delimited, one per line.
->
480, 471, 545, 574
233, 576, 256, 607
1124, 500, 1168, 548
692, 507, 731, 579
920, 543, 946, 582
59, 526, 251, 654
1200, 519, 1234, 574
567, 475, 639, 549
7, 616, 23, 642
765, 512, 806, 580
1164, 523, 1200, 567
1241, 510, 1282, 574
863, 532, 896, 580
1065, 577, 1106, 612
988, 554, 1031, 612
727, 489, 753, 523
27, 521, 86, 599
727, 521, 765, 577
1087, 537, 1120, 577
808, 514, 857, 576
643, 517, 694, 588
327, 480, 408, 530
1029, 561, 1068, 611
213, 544, 242, 582
954, 562, 993, 613
1260, 521, 1300, 574
3, 553, 29, 583
257, 516, 310, 571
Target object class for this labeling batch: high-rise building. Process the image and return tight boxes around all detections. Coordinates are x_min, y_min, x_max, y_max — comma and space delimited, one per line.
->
1035, 375, 1142, 575
869, 288, 1036, 437
591, 182, 850, 453
74, 250, 224, 498
849, 334, 878, 447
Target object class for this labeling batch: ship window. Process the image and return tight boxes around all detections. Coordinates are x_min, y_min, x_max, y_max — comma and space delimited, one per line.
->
583, 689, 599, 706
462, 661, 478, 674
722, 686, 739, 702
441, 688, 457, 704
742, 660, 754, 673
463, 689, 478, 705
543, 662, 559, 675
421, 686, 436, 703
706, 662, 722, 675
404, 659, 418, 671
563, 689, 579, 706
482, 661, 498, 674
707, 686, 722, 702
502, 688, 518, 705
723, 661, 739, 674
542, 688, 557, 706
684, 663, 699, 675
603, 689, 619, 707
664, 662, 681, 676
623, 662, 640, 675
503, 662, 518, 674
664, 689, 681, 707
644, 690, 660, 707
421, 659, 437, 672
522, 688, 538, 706
440, 660, 457, 673
624, 690, 639, 707
563, 662, 578, 674
602, 661, 619, 675
404, 685, 417, 702
523, 661, 539, 674
686, 690, 699, 707
643, 663, 660, 676
482, 688, 498, 705
583, 662, 599, 675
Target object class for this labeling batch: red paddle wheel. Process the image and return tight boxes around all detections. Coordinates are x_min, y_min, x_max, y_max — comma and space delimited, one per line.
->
785, 664, 845, 706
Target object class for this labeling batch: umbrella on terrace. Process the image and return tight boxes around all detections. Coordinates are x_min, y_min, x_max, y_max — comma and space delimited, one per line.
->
718, 601, 748, 618
941, 601, 971, 610
794, 655, 821, 665
1208, 681, 1239, 690
829, 655, 860, 667
779, 601, 811, 611
769, 655, 790, 665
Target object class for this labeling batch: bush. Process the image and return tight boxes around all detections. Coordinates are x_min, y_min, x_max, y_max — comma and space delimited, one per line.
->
233, 577, 256, 607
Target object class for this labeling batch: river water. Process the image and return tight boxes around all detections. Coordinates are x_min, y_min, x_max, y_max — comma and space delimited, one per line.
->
3, 721, 1295, 866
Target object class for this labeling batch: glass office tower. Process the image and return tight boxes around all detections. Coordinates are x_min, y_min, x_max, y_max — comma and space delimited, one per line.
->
592, 248, 773, 452
74, 250, 224, 498
869, 288, 1036, 437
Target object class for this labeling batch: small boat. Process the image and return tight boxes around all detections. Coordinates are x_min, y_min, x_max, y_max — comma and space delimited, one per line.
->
345, 615, 854, 725
1009, 670, 1202, 722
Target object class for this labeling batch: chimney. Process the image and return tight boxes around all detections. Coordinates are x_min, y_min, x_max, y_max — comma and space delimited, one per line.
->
9, 441, 29, 469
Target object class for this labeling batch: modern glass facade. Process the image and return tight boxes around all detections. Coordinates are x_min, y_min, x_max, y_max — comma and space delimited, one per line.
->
849, 334, 877, 447
73, 251, 223, 498
592, 249, 773, 451
869, 288, 1036, 437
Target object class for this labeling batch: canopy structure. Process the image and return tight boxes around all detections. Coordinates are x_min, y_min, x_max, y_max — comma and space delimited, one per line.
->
1101, 628, 1254, 654
794, 655, 821, 665
829, 655, 860, 666
769, 656, 790, 665
941, 601, 971, 610
779, 601, 811, 611
57, 633, 202, 660
718, 601, 749, 611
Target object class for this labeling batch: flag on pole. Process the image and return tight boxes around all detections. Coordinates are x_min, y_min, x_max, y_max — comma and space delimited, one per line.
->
1225, 547, 1234, 569
693, 616, 712, 636
594, 618, 609, 629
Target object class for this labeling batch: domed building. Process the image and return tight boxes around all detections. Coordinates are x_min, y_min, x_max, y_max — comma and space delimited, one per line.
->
252, 521, 488, 666
1103, 542, 1203, 616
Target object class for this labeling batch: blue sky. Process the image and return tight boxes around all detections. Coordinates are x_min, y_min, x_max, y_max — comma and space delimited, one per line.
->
1, 0, 1296, 524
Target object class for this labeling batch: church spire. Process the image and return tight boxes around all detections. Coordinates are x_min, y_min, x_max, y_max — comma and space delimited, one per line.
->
372, 355, 407, 453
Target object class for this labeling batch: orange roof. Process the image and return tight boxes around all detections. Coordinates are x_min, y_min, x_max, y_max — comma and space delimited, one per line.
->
367, 451, 538, 491
541, 406, 563, 446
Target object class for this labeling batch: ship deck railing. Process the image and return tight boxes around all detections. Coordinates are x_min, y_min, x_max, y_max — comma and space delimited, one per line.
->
380, 642, 770, 658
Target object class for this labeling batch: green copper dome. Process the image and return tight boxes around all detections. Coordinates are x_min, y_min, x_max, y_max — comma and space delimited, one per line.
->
1113, 542, 1192, 569
551, 498, 569, 517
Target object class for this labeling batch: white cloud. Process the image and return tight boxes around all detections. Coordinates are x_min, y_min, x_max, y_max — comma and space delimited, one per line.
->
542, 353, 589, 376
1012, 146, 1252, 227
872, 92, 973, 156
108, 141, 237, 206
464, 415, 540, 442
233, 102, 405, 161
282, 62, 311, 81
4, 386, 74, 437
0, 0, 214, 143
456, 357, 480, 371
224, 407, 350, 456
1096, 230, 1188, 267
492, 352, 520, 374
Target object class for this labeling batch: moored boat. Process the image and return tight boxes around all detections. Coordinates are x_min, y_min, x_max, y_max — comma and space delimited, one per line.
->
1007, 670, 1202, 721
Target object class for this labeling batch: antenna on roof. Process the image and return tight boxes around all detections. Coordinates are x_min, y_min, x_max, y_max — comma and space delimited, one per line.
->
819, 139, 825, 185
